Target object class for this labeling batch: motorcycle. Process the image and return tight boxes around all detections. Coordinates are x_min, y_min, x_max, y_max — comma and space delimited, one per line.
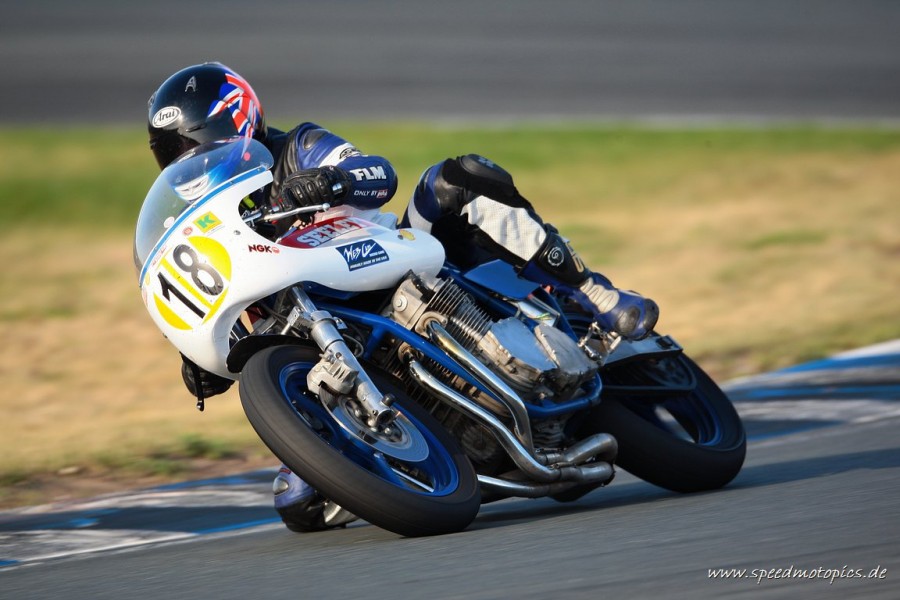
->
134, 137, 746, 537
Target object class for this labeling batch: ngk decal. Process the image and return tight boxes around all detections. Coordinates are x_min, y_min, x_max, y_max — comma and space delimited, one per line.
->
248, 244, 279, 254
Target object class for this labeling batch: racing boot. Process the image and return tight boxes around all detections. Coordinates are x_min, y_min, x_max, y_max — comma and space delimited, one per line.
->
521, 227, 659, 339
273, 466, 358, 532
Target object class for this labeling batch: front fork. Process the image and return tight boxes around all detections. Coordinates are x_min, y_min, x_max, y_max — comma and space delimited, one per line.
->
288, 287, 396, 429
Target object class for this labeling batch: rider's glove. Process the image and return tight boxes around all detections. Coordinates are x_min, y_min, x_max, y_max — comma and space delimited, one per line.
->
282, 166, 352, 209
180, 354, 233, 399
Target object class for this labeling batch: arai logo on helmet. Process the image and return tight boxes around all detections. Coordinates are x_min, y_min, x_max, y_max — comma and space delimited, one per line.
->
152, 106, 181, 128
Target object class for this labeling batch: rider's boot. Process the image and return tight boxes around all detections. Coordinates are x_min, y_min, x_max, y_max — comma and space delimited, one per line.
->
273, 466, 358, 532
520, 227, 659, 340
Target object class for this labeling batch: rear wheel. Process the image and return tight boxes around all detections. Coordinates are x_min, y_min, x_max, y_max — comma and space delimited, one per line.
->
583, 353, 746, 493
240, 345, 481, 537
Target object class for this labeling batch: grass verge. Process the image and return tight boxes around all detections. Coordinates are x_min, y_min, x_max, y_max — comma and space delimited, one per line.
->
1, 122, 898, 507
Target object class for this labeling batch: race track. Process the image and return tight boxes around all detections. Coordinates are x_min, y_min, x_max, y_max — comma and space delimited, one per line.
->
1, 0, 899, 124
1, 1, 898, 597
2, 343, 899, 599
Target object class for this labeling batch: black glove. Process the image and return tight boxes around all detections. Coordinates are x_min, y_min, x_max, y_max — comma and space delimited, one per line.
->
282, 166, 352, 208
181, 354, 233, 400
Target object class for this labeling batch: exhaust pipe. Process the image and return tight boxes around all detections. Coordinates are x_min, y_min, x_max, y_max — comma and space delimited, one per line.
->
478, 462, 614, 498
426, 320, 535, 452
408, 359, 616, 485
537, 434, 617, 467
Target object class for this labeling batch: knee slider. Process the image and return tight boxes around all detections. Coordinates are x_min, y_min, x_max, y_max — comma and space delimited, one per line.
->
441, 154, 518, 202
457, 154, 514, 188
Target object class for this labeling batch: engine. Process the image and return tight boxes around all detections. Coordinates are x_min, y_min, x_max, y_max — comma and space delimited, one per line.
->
385, 272, 597, 453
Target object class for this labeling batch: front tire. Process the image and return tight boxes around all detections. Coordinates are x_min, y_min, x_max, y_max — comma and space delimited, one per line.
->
240, 345, 481, 537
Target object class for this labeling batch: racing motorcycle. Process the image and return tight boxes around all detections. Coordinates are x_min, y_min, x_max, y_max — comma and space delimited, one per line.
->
134, 138, 746, 537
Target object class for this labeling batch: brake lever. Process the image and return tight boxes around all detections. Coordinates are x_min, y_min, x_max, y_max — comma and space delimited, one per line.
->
242, 202, 333, 225
262, 203, 332, 222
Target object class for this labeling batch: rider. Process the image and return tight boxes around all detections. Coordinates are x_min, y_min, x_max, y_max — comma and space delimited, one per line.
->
146, 62, 659, 533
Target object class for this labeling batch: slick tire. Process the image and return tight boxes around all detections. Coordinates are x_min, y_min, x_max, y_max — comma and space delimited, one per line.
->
240, 345, 481, 537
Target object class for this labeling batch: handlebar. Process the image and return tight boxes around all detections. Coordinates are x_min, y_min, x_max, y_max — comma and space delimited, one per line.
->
242, 202, 332, 225
241, 181, 346, 225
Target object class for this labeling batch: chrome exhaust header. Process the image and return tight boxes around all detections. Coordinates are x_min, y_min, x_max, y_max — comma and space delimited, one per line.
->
408, 359, 617, 485
426, 320, 535, 452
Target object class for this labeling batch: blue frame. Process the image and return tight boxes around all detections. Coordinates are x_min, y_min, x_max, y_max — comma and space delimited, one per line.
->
318, 262, 604, 420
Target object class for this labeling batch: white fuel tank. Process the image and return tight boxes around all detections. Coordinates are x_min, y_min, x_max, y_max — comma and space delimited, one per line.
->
278, 214, 445, 291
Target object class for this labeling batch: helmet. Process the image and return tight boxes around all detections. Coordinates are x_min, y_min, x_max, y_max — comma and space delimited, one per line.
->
147, 62, 266, 169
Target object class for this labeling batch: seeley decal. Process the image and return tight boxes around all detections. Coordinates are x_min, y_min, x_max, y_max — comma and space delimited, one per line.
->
286, 217, 364, 248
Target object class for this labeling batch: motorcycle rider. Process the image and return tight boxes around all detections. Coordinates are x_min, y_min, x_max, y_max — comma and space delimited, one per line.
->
146, 62, 659, 533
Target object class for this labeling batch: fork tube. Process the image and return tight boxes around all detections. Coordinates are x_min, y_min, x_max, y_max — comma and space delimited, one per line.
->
289, 287, 394, 428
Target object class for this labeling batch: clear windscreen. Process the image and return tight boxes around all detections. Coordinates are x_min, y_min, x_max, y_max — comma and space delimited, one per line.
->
133, 137, 273, 273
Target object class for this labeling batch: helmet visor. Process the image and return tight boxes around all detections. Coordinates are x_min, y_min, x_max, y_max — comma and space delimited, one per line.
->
149, 111, 250, 170
150, 131, 200, 170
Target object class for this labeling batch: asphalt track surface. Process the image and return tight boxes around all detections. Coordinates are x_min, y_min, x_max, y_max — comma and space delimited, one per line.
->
2, 343, 899, 599
1, 0, 899, 124
2, 2, 899, 598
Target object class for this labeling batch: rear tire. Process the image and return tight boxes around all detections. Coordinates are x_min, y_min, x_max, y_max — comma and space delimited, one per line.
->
240, 345, 481, 537
576, 355, 746, 493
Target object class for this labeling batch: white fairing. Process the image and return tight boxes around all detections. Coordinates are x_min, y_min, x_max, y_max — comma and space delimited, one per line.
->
134, 139, 444, 377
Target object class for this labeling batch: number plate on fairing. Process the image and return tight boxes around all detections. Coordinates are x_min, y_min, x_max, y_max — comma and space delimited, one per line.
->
144, 236, 232, 331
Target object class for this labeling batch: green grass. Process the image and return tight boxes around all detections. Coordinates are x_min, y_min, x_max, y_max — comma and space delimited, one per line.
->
742, 229, 830, 250
1, 128, 157, 229
93, 434, 241, 476
1, 122, 899, 506
3, 123, 899, 230
2, 120, 899, 373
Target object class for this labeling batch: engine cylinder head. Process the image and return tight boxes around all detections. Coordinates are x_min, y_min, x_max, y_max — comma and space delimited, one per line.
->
389, 273, 491, 351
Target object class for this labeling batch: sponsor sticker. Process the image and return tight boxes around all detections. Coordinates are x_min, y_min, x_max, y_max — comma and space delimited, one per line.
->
151, 106, 181, 128
286, 217, 363, 248
248, 243, 280, 254
349, 166, 387, 181
337, 239, 389, 271
194, 212, 222, 233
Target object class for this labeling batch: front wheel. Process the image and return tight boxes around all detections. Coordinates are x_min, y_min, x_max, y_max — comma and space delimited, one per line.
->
239, 345, 481, 537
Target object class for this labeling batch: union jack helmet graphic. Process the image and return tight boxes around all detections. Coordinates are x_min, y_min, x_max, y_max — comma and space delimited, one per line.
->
148, 62, 267, 169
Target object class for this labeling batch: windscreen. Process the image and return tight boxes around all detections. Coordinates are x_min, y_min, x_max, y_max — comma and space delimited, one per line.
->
133, 137, 273, 274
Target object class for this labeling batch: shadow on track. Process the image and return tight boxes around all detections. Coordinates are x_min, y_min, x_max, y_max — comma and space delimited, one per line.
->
0, 505, 277, 536
466, 443, 900, 532
730, 445, 900, 491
